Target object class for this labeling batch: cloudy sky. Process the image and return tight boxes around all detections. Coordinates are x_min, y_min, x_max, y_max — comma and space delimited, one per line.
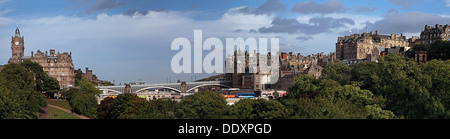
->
0, 0, 449, 84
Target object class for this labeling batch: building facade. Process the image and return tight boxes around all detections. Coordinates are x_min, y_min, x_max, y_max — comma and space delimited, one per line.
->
75, 67, 111, 86
226, 50, 335, 91
8, 28, 25, 64
420, 24, 450, 45
336, 30, 411, 62
336, 24, 450, 64
7, 28, 75, 89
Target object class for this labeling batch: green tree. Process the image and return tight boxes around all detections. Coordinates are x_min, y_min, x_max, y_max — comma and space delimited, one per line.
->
287, 74, 319, 99
319, 84, 374, 106
272, 90, 279, 100
321, 60, 351, 85
61, 87, 79, 100
293, 97, 367, 119
365, 105, 395, 119
107, 93, 148, 119
428, 40, 450, 60
20, 60, 60, 96
373, 53, 433, 118
285, 75, 394, 119
136, 99, 179, 119
419, 60, 450, 118
0, 63, 36, 92
0, 85, 28, 119
0, 63, 47, 119
230, 98, 291, 119
68, 79, 101, 118
412, 40, 450, 60
74, 69, 83, 87
42, 76, 60, 96
351, 61, 381, 92
177, 91, 229, 119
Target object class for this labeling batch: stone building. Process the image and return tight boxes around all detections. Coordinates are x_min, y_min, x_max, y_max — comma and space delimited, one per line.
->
8, 28, 25, 64
415, 51, 427, 65
7, 28, 75, 89
270, 52, 334, 90
336, 24, 450, 64
226, 50, 272, 91
336, 30, 412, 62
75, 67, 111, 86
420, 24, 450, 45
226, 50, 335, 91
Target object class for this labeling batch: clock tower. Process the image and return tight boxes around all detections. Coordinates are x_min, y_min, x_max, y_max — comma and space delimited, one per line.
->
8, 27, 24, 64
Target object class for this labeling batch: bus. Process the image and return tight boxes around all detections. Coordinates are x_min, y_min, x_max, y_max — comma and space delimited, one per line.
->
237, 93, 255, 98
106, 93, 118, 99
223, 95, 237, 98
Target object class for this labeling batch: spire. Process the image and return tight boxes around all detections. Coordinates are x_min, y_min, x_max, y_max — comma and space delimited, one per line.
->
15, 27, 20, 37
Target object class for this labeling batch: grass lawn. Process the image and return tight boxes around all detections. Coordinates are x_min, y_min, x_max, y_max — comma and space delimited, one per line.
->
46, 107, 81, 119
47, 99, 72, 110
45, 99, 81, 119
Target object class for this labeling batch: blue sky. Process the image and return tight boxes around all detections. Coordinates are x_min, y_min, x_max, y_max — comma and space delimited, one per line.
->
0, 0, 449, 84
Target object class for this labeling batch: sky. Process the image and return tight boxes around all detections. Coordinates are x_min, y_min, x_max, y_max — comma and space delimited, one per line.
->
0, 0, 449, 84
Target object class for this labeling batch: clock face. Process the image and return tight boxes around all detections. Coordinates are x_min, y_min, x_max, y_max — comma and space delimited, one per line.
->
15, 41, 19, 45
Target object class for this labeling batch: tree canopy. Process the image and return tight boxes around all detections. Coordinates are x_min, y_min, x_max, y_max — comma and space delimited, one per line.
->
0, 62, 48, 119
65, 79, 101, 118
94, 53, 448, 119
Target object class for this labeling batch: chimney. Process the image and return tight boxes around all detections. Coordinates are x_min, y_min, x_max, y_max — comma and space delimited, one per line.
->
50, 49, 55, 55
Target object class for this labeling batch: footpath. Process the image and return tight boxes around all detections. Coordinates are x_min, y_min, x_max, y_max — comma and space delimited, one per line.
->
38, 104, 91, 119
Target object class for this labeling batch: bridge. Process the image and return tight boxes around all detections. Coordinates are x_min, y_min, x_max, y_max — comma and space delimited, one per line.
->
97, 81, 233, 97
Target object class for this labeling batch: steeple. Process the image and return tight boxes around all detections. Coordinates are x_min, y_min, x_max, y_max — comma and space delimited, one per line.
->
15, 27, 20, 37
